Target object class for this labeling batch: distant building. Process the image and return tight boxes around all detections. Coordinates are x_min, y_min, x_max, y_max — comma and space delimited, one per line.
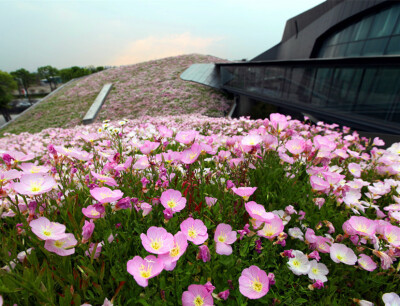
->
182, 0, 400, 137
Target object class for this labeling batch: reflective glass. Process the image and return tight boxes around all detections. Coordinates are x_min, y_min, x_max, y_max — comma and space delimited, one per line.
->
362, 38, 389, 56
386, 35, 400, 54
353, 15, 374, 41
345, 41, 364, 57
369, 8, 396, 38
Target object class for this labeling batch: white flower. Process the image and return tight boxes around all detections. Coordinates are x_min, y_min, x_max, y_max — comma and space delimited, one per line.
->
287, 250, 310, 275
288, 227, 304, 241
308, 260, 329, 282
382, 292, 400, 306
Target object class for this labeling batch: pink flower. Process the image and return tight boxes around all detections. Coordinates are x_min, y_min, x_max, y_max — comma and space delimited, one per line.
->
159, 232, 188, 271
257, 215, 284, 239
19, 163, 51, 174
44, 233, 77, 256
285, 138, 306, 155
160, 189, 186, 213
205, 197, 217, 208
90, 171, 118, 187
140, 141, 160, 155
158, 125, 173, 138
310, 175, 330, 192
245, 201, 275, 222
176, 130, 198, 144
239, 265, 271, 299
90, 187, 123, 204
85, 242, 104, 259
217, 290, 230, 300
82, 219, 95, 242
358, 254, 377, 272
345, 216, 377, 237
30, 217, 67, 240
133, 156, 150, 170
214, 223, 237, 255
82, 205, 105, 219
141, 202, 153, 216
330, 243, 357, 265
348, 163, 362, 177
127, 255, 164, 287
197, 245, 211, 262
180, 217, 208, 245
232, 187, 257, 201
0, 169, 21, 184
241, 134, 262, 147
13, 173, 56, 196
372, 250, 393, 270
140, 226, 174, 254
383, 225, 400, 247
181, 143, 202, 164
182, 284, 213, 306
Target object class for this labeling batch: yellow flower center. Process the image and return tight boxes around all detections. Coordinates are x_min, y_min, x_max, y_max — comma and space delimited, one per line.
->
218, 234, 226, 243
292, 259, 300, 267
139, 265, 152, 278
54, 240, 65, 248
30, 182, 42, 193
252, 279, 263, 292
170, 246, 180, 257
189, 153, 197, 160
312, 267, 319, 274
336, 254, 344, 261
150, 239, 162, 250
30, 166, 41, 173
194, 296, 204, 306
386, 234, 395, 243
167, 200, 176, 208
43, 230, 51, 236
188, 227, 198, 239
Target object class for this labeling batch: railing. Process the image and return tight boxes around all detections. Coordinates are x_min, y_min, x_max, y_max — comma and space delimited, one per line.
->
216, 56, 400, 134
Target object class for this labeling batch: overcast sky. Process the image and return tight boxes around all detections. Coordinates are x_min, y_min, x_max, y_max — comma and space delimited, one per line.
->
0, 0, 323, 72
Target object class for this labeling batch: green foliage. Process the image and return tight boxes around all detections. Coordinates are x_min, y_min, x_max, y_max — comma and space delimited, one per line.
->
0, 70, 17, 108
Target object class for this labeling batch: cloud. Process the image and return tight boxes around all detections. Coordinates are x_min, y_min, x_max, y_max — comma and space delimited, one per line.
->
110, 32, 222, 66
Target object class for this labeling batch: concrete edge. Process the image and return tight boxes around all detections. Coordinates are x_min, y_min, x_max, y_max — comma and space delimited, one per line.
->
82, 83, 113, 125
0, 78, 78, 131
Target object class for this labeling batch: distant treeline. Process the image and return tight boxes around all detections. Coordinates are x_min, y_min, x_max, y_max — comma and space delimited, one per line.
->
59, 66, 105, 82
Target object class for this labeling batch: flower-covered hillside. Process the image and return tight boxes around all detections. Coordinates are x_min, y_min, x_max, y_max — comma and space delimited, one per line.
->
1, 114, 400, 305
2, 54, 232, 135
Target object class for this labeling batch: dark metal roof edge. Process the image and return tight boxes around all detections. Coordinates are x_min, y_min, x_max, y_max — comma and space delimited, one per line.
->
215, 55, 400, 67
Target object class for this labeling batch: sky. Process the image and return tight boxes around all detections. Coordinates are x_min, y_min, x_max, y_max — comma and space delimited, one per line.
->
0, 0, 323, 72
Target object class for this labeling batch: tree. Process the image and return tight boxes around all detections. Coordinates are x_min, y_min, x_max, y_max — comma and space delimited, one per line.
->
37, 65, 59, 91
0, 70, 17, 122
10, 68, 35, 103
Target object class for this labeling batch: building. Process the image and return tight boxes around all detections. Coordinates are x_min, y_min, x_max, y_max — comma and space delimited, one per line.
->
181, 0, 400, 140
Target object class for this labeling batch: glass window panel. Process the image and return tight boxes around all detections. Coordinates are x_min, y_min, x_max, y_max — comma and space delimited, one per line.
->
353, 15, 374, 41
263, 67, 285, 98
320, 45, 335, 58
386, 35, 400, 55
338, 26, 355, 43
360, 68, 400, 121
394, 11, 400, 34
311, 68, 333, 107
362, 38, 389, 56
287, 68, 315, 103
384, 4, 400, 35
369, 8, 396, 38
328, 68, 363, 112
353, 69, 378, 117
332, 44, 348, 57
345, 41, 364, 57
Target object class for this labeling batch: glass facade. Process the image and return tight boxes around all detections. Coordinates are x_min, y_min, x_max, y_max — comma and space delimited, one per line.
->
318, 3, 400, 58
219, 61, 400, 132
